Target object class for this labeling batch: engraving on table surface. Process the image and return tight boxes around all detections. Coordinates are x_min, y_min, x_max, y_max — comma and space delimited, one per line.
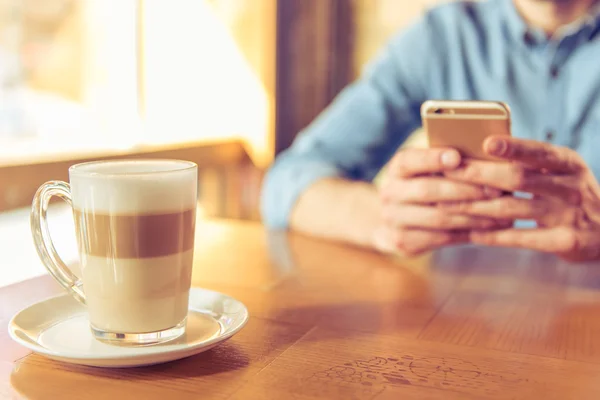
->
409, 357, 481, 383
302, 355, 529, 398
304, 364, 386, 400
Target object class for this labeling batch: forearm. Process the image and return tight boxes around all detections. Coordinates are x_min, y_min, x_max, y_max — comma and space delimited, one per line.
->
289, 178, 381, 249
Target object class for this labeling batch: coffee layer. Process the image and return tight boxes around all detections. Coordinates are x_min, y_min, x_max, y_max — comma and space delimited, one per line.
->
74, 209, 196, 258
82, 250, 193, 333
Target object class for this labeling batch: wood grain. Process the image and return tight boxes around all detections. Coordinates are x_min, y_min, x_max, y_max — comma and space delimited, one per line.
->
3, 219, 600, 399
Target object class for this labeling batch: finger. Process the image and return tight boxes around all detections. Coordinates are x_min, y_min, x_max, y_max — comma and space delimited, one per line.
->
396, 228, 470, 256
445, 159, 582, 204
381, 177, 502, 204
516, 174, 582, 205
389, 148, 462, 178
438, 196, 555, 220
470, 227, 579, 254
382, 204, 511, 230
373, 225, 470, 256
483, 136, 583, 173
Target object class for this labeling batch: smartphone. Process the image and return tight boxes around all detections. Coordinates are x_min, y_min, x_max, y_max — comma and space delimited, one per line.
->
421, 100, 512, 160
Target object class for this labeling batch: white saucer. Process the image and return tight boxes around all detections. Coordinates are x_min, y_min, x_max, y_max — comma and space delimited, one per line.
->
8, 288, 249, 368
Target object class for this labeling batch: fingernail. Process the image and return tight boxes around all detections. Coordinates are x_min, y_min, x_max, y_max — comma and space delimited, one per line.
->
441, 150, 460, 168
487, 138, 507, 156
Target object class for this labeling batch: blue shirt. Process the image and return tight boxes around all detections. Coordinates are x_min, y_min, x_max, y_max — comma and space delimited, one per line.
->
261, 0, 600, 229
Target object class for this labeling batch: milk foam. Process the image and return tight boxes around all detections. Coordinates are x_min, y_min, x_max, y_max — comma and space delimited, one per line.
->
69, 160, 197, 214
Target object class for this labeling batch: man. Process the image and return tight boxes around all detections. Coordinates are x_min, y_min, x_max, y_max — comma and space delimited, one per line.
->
261, 0, 600, 261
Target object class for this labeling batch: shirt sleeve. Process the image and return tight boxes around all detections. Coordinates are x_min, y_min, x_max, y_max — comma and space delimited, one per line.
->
260, 14, 439, 229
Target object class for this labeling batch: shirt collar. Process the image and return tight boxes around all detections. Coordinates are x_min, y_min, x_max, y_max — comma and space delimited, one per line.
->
501, 0, 600, 46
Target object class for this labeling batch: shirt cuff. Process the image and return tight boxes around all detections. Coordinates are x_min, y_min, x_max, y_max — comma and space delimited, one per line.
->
260, 160, 342, 230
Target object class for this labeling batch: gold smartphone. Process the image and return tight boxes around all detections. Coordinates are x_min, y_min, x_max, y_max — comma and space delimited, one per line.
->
421, 100, 512, 160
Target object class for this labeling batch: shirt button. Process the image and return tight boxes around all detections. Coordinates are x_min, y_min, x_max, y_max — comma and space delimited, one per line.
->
550, 65, 560, 78
545, 131, 555, 141
523, 31, 535, 45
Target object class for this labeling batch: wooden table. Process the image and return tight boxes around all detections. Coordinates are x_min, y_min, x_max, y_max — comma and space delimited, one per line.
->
3, 219, 600, 399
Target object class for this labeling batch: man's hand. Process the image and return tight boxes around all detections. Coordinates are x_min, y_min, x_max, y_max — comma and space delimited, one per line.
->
441, 136, 600, 261
374, 147, 510, 256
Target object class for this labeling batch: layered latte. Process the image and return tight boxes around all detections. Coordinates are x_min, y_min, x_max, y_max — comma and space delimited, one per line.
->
70, 160, 197, 336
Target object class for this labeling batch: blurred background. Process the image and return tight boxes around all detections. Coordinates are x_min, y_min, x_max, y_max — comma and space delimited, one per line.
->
0, 0, 442, 221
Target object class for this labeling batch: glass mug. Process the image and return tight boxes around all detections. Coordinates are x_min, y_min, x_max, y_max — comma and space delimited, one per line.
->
31, 159, 198, 345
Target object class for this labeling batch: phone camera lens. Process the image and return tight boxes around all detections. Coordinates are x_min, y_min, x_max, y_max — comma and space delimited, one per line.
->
434, 108, 443, 114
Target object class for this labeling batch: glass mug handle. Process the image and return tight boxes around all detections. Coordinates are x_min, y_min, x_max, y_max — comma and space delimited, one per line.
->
30, 181, 85, 304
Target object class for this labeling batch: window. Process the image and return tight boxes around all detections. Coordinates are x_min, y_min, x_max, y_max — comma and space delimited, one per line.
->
0, 0, 274, 216
0, 0, 275, 166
